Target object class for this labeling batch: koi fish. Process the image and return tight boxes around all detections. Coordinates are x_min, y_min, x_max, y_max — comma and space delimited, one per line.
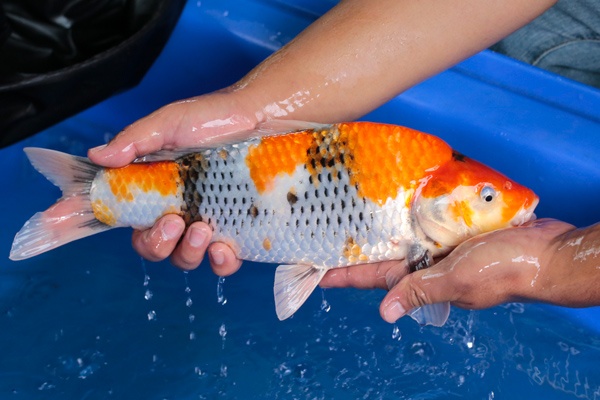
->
10, 121, 538, 326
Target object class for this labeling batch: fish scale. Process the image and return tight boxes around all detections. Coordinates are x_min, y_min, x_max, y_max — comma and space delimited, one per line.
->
9, 121, 539, 325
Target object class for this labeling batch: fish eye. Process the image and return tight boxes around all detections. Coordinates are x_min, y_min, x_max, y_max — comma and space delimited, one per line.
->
480, 186, 496, 203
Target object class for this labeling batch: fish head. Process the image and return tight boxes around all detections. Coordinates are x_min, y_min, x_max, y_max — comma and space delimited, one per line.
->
414, 153, 539, 248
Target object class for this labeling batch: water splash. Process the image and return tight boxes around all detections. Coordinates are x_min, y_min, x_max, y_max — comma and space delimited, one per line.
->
391, 324, 402, 341
183, 271, 196, 340
217, 276, 227, 305
320, 289, 331, 313
464, 311, 476, 349
140, 258, 157, 322
219, 323, 227, 350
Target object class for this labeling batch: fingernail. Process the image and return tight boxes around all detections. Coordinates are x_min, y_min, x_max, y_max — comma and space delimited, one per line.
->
161, 220, 183, 241
89, 144, 108, 154
210, 248, 225, 266
383, 302, 406, 323
188, 227, 207, 248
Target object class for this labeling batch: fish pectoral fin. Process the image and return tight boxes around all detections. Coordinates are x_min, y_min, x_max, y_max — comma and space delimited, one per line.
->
406, 243, 450, 326
408, 302, 451, 327
407, 243, 432, 272
274, 264, 329, 321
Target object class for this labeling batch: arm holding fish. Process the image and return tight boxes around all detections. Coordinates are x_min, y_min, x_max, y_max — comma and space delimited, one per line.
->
321, 219, 600, 323
88, 0, 556, 270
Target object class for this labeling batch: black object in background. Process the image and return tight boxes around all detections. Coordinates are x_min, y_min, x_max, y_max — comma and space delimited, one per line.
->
0, 0, 186, 148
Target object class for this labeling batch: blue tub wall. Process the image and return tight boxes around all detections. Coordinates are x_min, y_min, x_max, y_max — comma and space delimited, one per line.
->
1, 0, 600, 397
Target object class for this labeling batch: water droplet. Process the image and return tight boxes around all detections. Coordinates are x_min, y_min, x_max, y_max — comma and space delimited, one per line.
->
189, 331, 196, 340
189, 314, 195, 323
219, 323, 227, 349
144, 289, 153, 300
147, 310, 157, 321
220, 364, 228, 377
320, 289, 331, 312
143, 274, 150, 287
464, 310, 476, 349
186, 298, 193, 307
217, 277, 227, 305
38, 382, 56, 391
391, 324, 402, 341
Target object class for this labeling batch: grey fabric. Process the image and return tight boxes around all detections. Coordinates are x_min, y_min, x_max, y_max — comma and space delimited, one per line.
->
491, 0, 600, 88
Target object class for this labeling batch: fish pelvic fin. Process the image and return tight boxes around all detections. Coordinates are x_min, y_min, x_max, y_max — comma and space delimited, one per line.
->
274, 264, 329, 320
10, 148, 109, 261
406, 243, 450, 327
408, 303, 451, 327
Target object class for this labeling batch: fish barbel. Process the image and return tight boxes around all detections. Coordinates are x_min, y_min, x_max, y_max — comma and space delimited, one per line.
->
10, 121, 539, 326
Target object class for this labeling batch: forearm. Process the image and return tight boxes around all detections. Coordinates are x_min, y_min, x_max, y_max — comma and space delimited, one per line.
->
518, 223, 600, 307
233, 0, 557, 123
535, 223, 600, 307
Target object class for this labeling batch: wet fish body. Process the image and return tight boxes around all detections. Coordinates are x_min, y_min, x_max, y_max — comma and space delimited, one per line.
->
10, 122, 539, 325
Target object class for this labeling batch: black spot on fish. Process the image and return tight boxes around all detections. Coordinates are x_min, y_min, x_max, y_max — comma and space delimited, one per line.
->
287, 191, 298, 206
452, 151, 466, 162
249, 205, 259, 218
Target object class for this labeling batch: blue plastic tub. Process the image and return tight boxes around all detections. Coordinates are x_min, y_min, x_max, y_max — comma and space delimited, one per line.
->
1, 0, 599, 398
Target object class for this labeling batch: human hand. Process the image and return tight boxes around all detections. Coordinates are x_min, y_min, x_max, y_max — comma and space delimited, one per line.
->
320, 219, 582, 324
87, 91, 254, 272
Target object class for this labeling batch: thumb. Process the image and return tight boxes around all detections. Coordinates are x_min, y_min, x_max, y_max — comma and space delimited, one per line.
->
379, 267, 454, 323
88, 104, 186, 168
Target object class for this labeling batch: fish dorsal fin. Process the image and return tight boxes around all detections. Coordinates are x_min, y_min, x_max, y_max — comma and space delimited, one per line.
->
274, 264, 329, 320
134, 120, 331, 163
254, 120, 330, 135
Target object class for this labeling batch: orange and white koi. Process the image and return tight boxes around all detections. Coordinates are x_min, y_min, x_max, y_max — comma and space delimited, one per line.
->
10, 121, 539, 326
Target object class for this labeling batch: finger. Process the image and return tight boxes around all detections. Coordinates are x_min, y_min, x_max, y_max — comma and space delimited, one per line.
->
379, 267, 453, 323
169, 222, 212, 270
88, 103, 186, 167
131, 215, 185, 262
208, 242, 242, 276
319, 260, 409, 290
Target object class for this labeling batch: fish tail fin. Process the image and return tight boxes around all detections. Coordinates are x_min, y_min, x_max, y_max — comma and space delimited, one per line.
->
274, 264, 329, 320
9, 148, 110, 261
408, 302, 451, 327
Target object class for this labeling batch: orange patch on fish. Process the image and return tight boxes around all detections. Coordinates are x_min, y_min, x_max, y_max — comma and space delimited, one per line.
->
92, 199, 117, 226
246, 133, 313, 193
342, 236, 368, 263
450, 200, 473, 227
104, 162, 181, 202
338, 122, 453, 205
263, 238, 272, 251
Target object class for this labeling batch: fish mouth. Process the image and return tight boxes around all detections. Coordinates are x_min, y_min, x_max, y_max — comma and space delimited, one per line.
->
510, 197, 540, 227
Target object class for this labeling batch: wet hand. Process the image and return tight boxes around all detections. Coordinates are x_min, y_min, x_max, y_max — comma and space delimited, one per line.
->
87, 91, 254, 272
320, 219, 577, 323
129, 216, 242, 274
